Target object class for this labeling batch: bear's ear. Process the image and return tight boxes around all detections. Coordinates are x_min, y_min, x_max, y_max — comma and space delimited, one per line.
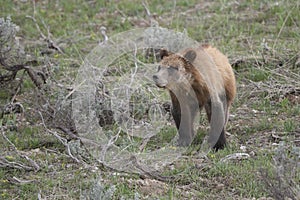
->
183, 50, 197, 63
159, 48, 171, 59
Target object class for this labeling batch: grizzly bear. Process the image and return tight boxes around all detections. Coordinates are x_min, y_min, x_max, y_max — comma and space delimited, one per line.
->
153, 44, 236, 150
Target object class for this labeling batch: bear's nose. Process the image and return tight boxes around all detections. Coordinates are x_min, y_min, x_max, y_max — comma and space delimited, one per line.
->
153, 75, 158, 81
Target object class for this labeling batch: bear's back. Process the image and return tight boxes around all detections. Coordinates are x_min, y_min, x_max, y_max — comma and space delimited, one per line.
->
179, 44, 236, 103
201, 44, 236, 103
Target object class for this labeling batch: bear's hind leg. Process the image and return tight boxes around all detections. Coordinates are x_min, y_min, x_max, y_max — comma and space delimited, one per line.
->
205, 99, 227, 151
214, 103, 230, 151
213, 127, 226, 150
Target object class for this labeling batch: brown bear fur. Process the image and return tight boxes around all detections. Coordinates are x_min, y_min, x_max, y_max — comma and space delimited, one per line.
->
153, 44, 236, 150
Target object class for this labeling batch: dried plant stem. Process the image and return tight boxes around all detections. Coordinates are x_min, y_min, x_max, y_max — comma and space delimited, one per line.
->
38, 111, 81, 163
0, 127, 40, 171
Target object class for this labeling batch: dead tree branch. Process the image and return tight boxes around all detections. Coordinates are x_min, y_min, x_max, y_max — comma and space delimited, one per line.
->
0, 127, 40, 171
25, 15, 64, 54
38, 111, 81, 163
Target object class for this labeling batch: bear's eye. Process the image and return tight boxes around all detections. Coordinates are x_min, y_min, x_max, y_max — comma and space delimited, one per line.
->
157, 65, 161, 71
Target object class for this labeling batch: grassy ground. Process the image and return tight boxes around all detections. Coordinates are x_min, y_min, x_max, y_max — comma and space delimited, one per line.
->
1, 0, 299, 199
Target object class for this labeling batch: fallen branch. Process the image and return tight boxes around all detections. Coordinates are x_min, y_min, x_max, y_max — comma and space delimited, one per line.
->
38, 111, 81, 163
220, 153, 250, 163
7, 176, 35, 185
0, 127, 40, 171
130, 155, 175, 182
26, 15, 64, 54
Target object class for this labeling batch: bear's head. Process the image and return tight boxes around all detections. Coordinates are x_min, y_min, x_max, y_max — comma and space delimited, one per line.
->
153, 48, 197, 90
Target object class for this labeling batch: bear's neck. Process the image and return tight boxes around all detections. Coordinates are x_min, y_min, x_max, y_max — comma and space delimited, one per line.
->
168, 73, 210, 107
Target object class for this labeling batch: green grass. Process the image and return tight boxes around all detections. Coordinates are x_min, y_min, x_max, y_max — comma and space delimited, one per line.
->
1, 0, 299, 199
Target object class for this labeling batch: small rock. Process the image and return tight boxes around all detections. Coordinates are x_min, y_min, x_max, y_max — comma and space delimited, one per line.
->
240, 145, 247, 152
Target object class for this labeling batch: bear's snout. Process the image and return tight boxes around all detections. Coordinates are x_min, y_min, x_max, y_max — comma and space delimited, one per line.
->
153, 73, 167, 88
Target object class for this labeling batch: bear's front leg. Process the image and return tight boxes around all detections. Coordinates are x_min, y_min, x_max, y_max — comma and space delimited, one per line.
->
207, 97, 226, 149
170, 89, 199, 147
174, 102, 197, 147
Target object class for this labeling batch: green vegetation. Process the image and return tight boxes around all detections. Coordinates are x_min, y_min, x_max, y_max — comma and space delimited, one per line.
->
1, 0, 299, 199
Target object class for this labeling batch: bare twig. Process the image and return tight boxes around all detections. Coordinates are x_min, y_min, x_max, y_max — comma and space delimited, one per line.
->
99, 26, 108, 45
26, 15, 64, 54
1, 128, 40, 171
38, 111, 81, 163
130, 155, 175, 182
8, 176, 35, 185
272, 9, 292, 51
142, 1, 151, 18
260, 143, 300, 200
100, 128, 122, 162
0, 158, 33, 171
55, 126, 78, 140
220, 153, 250, 162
